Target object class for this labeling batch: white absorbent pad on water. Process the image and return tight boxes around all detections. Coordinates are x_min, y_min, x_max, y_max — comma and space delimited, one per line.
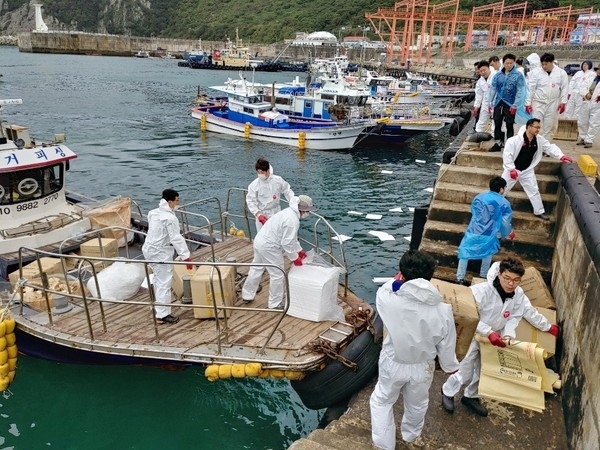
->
288, 264, 344, 322
87, 260, 145, 300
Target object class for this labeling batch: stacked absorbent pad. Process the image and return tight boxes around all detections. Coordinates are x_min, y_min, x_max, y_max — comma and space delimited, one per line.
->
287, 264, 344, 322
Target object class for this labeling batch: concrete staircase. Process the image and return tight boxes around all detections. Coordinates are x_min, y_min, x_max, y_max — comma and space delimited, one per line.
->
419, 149, 561, 284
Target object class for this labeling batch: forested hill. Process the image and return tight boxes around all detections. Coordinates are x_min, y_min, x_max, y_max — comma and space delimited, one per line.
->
2, 0, 587, 43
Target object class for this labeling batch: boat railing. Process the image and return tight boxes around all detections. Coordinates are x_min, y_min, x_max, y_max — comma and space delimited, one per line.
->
14, 234, 292, 355
223, 187, 253, 240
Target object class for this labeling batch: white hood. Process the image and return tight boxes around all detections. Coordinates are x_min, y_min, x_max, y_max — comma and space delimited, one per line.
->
527, 53, 541, 70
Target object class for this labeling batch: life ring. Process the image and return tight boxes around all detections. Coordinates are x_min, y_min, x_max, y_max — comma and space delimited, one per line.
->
0, 315, 17, 391
17, 178, 39, 196
291, 314, 383, 410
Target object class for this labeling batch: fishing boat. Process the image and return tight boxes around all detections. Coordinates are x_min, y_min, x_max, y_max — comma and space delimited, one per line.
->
135, 49, 150, 58
1, 100, 382, 410
191, 75, 371, 150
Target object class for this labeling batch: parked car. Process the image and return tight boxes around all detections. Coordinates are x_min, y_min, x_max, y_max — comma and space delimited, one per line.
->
564, 63, 582, 76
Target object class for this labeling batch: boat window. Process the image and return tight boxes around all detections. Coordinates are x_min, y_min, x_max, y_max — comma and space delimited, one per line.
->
321, 94, 335, 101
0, 164, 63, 205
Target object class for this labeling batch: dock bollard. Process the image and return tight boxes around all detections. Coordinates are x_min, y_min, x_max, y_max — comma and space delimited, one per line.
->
181, 275, 193, 304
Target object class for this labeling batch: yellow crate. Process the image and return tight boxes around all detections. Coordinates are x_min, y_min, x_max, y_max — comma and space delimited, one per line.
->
554, 119, 578, 141
577, 154, 598, 177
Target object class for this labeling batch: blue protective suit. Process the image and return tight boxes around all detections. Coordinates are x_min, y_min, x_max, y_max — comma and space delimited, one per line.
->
488, 65, 531, 124
457, 191, 512, 260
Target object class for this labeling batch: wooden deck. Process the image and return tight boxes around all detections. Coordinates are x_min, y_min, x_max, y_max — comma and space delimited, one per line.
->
14, 236, 371, 370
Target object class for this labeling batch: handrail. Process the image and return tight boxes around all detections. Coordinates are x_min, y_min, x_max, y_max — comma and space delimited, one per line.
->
224, 187, 253, 241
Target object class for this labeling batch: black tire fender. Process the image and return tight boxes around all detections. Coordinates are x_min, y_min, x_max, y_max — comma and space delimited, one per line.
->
291, 314, 383, 410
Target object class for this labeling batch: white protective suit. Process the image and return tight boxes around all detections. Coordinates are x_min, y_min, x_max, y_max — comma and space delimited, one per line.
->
577, 75, 600, 146
142, 199, 190, 319
474, 67, 497, 133
565, 64, 596, 119
246, 165, 294, 232
442, 262, 551, 399
370, 278, 459, 448
525, 54, 569, 140
501, 126, 565, 215
241, 197, 303, 308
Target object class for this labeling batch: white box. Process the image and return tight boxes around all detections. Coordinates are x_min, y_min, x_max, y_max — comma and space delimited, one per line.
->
287, 264, 342, 322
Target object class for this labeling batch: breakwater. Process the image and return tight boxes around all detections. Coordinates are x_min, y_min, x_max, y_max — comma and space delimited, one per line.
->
0, 36, 17, 45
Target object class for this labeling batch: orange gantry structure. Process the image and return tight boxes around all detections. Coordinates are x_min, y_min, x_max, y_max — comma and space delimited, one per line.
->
365, 1, 595, 65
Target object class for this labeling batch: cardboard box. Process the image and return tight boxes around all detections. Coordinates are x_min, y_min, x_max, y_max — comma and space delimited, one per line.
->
521, 267, 555, 310
190, 265, 236, 319
172, 263, 195, 299
21, 274, 84, 312
431, 278, 480, 361
470, 276, 486, 285
9, 257, 63, 287
79, 238, 119, 269
515, 307, 556, 357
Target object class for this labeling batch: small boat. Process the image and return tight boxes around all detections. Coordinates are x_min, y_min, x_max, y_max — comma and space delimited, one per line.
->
135, 50, 150, 58
161, 52, 176, 60
191, 75, 371, 150
2, 100, 382, 410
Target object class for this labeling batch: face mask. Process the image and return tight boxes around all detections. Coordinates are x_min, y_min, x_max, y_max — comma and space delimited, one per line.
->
173, 205, 181, 210
257, 174, 267, 181
300, 211, 310, 219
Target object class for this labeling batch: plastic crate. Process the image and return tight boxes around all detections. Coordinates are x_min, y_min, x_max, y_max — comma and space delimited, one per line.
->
554, 119, 578, 141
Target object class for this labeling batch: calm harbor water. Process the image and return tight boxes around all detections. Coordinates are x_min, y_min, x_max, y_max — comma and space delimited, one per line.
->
0, 46, 454, 449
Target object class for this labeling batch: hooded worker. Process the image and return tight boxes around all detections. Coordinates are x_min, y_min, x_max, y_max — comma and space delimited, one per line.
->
441, 257, 558, 417
576, 66, 600, 148
241, 195, 315, 309
142, 189, 191, 324
246, 157, 295, 232
370, 250, 459, 448
525, 53, 569, 140
565, 60, 595, 119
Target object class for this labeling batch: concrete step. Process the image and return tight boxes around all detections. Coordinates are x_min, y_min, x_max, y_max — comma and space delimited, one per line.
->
454, 151, 562, 175
304, 429, 372, 450
324, 417, 374, 446
428, 199, 555, 234
288, 439, 334, 450
439, 163, 560, 193
433, 181, 559, 214
418, 238, 553, 284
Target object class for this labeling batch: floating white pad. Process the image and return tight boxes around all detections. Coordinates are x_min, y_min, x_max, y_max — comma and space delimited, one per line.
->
365, 214, 383, 220
388, 207, 403, 212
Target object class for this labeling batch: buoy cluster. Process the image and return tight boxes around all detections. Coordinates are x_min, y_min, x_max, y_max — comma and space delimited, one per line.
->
229, 225, 246, 238
205, 363, 305, 382
0, 315, 17, 391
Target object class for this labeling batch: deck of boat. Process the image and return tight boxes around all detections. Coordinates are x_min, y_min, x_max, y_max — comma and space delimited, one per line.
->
14, 236, 371, 371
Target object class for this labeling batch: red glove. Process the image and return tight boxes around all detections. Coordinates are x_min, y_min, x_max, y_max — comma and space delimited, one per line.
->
567, 93, 571, 100
298, 250, 307, 260
488, 331, 506, 348
510, 169, 518, 180
508, 230, 516, 240
560, 155, 573, 164
509, 105, 517, 115
257, 214, 267, 225
596, 96, 600, 103
292, 257, 303, 266
548, 324, 559, 337
184, 258, 193, 271
525, 105, 533, 114
557, 103, 566, 114
488, 105, 493, 114
472, 107, 479, 118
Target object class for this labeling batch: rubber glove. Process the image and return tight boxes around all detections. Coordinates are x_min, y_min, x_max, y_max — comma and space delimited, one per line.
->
525, 105, 533, 114
560, 155, 573, 164
488, 105, 493, 114
548, 324, 560, 337
292, 256, 303, 266
257, 214, 267, 225
488, 331, 507, 348
567, 93, 571, 100
510, 169, 519, 180
298, 250, 307, 260
596, 95, 600, 103
184, 258, 193, 271
472, 107, 479, 118
509, 105, 517, 115
557, 103, 566, 114
508, 231, 516, 240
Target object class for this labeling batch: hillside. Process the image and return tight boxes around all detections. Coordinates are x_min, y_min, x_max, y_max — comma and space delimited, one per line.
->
1, 0, 588, 43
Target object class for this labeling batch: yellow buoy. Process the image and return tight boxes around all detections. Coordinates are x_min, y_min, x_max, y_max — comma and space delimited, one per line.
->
0, 321, 5, 338
244, 122, 251, 138
284, 371, 305, 381
0, 337, 6, 352
7, 357, 16, 371
269, 369, 285, 378
245, 363, 262, 377
5, 333, 15, 346
0, 350, 7, 366
205, 365, 219, 382
298, 132, 306, 150
231, 364, 246, 378
0, 363, 8, 378
229, 226, 236, 236
4, 318, 14, 334
8, 371, 15, 383
0, 377, 9, 392
236, 229, 245, 238
218, 365, 232, 379
200, 114, 207, 131
6, 345, 17, 359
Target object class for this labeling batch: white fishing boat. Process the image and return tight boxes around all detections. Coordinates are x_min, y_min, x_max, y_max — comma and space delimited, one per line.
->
1, 99, 382, 410
191, 75, 371, 150
135, 49, 150, 58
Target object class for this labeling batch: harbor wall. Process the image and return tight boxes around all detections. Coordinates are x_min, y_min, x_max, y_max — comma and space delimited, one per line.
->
552, 166, 600, 450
